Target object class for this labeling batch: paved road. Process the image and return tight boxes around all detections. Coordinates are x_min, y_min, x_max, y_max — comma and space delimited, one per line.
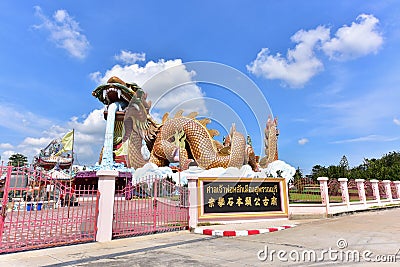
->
1, 208, 399, 266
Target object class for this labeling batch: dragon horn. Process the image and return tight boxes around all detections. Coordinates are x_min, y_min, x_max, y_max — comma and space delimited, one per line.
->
107, 76, 126, 86
230, 123, 236, 135
162, 113, 169, 124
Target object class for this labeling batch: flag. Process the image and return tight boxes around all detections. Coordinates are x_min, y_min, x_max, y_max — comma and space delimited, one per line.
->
114, 140, 129, 157
55, 130, 74, 156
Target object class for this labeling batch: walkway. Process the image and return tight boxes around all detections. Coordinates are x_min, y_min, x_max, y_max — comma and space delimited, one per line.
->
0, 208, 399, 266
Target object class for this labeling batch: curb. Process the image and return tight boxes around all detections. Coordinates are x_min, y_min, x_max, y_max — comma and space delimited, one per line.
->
193, 224, 296, 237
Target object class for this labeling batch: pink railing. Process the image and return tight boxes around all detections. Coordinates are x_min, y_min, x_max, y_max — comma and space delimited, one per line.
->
289, 177, 400, 205
112, 176, 188, 238
288, 178, 321, 203
347, 179, 359, 202
378, 181, 388, 199
363, 180, 375, 201
0, 166, 99, 254
327, 179, 342, 203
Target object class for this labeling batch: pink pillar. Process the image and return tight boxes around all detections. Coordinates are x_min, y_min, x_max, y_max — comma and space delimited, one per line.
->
187, 176, 199, 229
355, 179, 366, 205
96, 170, 118, 242
382, 180, 392, 202
317, 177, 329, 215
338, 178, 350, 208
394, 181, 400, 199
370, 179, 380, 204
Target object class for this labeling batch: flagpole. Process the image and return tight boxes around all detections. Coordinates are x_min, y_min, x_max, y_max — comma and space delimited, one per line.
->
69, 129, 74, 188
68, 129, 74, 218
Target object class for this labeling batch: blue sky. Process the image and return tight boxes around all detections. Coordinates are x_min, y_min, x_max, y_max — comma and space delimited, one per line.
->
1, 1, 399, 174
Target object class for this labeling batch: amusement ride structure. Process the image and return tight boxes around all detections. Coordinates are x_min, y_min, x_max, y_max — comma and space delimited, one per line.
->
33, 132, 74, 171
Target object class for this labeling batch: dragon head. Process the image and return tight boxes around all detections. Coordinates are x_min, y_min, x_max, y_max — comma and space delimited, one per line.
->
92, 76, 141, 110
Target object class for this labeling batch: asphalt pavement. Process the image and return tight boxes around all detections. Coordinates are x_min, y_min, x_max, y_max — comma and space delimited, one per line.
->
0, 208, 399, 266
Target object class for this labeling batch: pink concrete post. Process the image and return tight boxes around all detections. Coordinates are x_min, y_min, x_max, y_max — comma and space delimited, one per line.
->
317, 177, 329, 215
355, 179, 366, 205
382, 180, 392, 202
96, 170, 118, 242
338, 178, 350, 207
394, 181, 400, 199
370, 179, 380, 204
187, 176, 199, 229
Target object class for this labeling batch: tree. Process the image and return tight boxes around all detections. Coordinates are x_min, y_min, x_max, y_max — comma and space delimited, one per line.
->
339, 155, 349, 177
8, 153, 28, 167
293, 167, 303, 180
310, 165, 327, 180
292, 167, 304, 192
309, 151, 400, 181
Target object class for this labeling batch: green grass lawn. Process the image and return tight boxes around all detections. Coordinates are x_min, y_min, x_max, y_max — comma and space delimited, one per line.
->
289, 192, 345, 203
289, 192, 322, 203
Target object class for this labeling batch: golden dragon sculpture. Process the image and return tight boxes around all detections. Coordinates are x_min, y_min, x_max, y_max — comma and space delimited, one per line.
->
259, 116, 279, 168
93, 77, 260, 171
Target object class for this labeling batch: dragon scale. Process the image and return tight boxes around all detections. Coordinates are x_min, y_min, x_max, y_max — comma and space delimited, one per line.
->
131, 117, 248, 170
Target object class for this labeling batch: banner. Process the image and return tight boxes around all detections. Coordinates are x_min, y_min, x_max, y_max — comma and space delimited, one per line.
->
55, 130, 74, 156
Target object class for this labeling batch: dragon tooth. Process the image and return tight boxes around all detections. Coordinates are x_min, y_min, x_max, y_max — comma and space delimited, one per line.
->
103, 90, 106, 99
117, 89, 121, 99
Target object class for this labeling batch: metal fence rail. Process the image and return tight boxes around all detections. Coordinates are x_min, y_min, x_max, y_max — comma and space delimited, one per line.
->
0, 166, 99, 254
378, 180, 388, 199
288, 178, 322, 203
327, 179, 342, 203
113, 176, 189, 238
347, 179, 359, 202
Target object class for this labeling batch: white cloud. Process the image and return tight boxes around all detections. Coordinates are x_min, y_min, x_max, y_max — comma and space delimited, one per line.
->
67, 109, 106, 164
90, 58, 207, 117
114, 51, 146, 65
0, 108, 106, 166
0, 143, 13, 150
0, 103, 53, 135
394, 118, 400, 126
0, 144, 14, 163
1, 150, 15, 164
322, 14, 383, 61
19, 136, 53, 147
33, 6, 90, 59
298, 138, 309, 145
247, 26, 330, 88
68, 109, 106, 135
248, 14, 383, 87
332, 135, 399, 144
